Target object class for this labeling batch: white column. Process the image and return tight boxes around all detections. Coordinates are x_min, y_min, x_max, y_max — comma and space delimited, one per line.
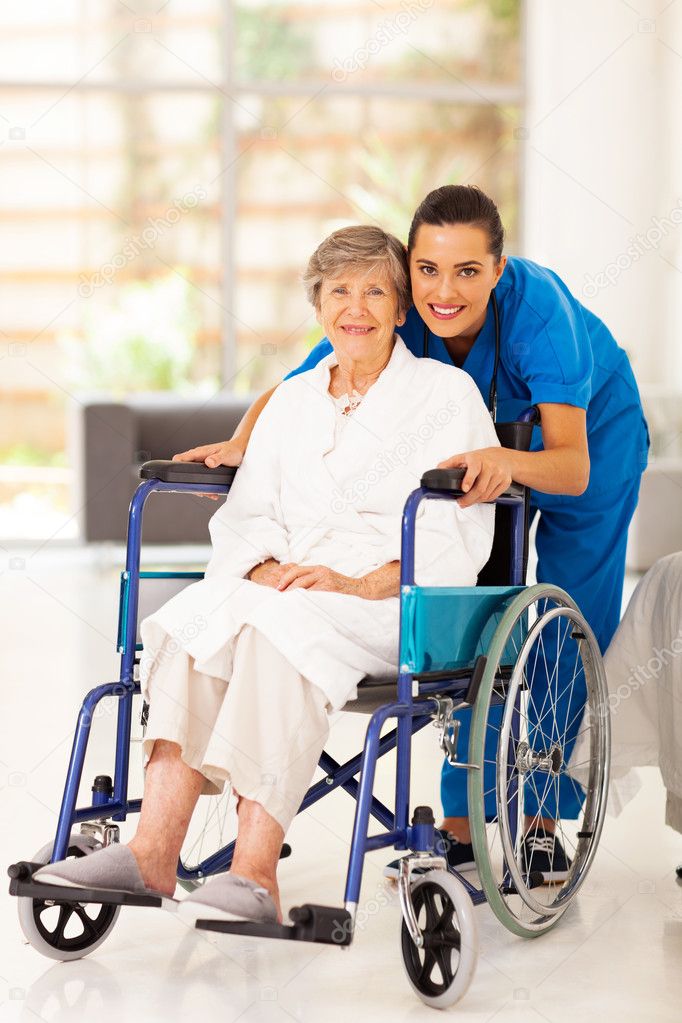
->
523, 0, 678, 388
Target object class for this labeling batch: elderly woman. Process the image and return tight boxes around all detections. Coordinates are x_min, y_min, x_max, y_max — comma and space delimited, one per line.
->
34, 226, 499, 925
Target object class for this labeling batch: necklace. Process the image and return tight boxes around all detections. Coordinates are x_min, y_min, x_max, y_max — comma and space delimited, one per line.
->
332, 388, 363, 417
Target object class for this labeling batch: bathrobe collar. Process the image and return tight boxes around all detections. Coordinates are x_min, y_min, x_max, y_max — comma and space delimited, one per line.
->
306, 334, 418, 449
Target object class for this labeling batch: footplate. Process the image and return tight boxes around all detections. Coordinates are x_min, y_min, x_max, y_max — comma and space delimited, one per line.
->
196, 903, 353, 946
7, 861, 178, 910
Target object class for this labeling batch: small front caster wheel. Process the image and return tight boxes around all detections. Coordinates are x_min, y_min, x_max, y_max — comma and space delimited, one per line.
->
400, 869, 479, 1008
17, 833, 121, 962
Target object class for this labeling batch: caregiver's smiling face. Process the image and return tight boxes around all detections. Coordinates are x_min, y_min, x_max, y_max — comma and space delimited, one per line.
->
410, 223, 506, 340
316, 268, 405, 362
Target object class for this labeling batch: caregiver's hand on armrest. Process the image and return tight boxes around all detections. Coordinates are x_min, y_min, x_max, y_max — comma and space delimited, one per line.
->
172, 438, 245, 469
275, 561, 400, 600
171, 439, 245, 500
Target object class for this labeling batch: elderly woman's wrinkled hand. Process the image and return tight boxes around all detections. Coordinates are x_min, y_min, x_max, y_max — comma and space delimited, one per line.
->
276, 564, 366, 597
247, 559, 296, 588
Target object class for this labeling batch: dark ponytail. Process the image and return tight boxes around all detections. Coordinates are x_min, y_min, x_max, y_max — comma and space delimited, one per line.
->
408, 184, 504, 262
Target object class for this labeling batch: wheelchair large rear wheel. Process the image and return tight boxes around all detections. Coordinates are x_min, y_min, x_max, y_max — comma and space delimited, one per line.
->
468, 584, 610, 937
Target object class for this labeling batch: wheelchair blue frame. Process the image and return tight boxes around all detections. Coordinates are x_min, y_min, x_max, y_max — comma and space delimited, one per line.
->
48, 416, 534, 926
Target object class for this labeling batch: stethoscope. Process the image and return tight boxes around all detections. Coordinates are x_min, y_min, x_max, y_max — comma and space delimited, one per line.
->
422, 289, 500, 423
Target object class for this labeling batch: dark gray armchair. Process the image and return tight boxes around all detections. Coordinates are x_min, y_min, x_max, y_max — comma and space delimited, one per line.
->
70, 393, 252, 542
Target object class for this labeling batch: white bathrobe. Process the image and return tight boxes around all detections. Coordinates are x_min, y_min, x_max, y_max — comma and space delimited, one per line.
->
139, 336, 499, 712
568, 552, 682, 831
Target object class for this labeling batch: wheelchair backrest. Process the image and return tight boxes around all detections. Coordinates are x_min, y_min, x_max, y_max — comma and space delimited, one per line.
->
476, 416, 534, 587
476, 496, 531, 588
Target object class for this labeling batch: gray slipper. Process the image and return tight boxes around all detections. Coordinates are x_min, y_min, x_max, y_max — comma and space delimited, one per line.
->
177, 872, 278, 926
32, 843, 174, 900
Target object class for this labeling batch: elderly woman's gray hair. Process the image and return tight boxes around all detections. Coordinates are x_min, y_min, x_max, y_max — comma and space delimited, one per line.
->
302, 225, 410, 316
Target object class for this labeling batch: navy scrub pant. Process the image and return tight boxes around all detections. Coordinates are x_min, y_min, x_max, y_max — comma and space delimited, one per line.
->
440, 475, 643, 821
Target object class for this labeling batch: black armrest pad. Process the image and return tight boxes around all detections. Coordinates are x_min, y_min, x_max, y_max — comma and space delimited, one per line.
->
139, 459, 238, 487
421, 468, 525, 501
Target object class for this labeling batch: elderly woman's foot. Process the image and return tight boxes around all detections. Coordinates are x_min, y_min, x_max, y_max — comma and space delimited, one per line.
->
230, 855, 282, 922
126, 839, 178, 899
238, 869, 282, 924
178, 871, 282, 927
32, 842, 176, 899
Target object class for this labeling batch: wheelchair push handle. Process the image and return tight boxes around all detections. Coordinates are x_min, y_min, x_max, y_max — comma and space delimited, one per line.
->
420, 467, 526, 502
139, 459, 237, 488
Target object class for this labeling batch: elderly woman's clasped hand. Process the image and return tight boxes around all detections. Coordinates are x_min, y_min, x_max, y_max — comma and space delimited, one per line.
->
248, 558, 367, 596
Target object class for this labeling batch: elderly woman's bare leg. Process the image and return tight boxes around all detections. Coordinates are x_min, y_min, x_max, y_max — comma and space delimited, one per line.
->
127, 738, 205, 897
230, 795, 284, 922
174, 626, 331, 923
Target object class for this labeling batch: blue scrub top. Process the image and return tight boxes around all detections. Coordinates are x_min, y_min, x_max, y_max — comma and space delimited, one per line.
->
285, 256, 649, 505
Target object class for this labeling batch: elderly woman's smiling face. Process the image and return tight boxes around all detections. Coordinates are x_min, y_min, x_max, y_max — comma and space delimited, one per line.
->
316, 268, 406, 362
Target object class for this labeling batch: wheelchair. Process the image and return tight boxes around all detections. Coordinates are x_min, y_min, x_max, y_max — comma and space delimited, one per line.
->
9, 407, 610, 1009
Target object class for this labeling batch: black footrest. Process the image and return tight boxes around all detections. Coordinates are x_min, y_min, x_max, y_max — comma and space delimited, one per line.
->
7, 861, 170, 908
196, 903, 353, 946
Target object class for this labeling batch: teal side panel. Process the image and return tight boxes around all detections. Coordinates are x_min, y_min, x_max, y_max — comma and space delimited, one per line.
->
138, 571, 205, 579
400, 586, 526, 673
117, 570, 206, 655
116, 571, 128, 653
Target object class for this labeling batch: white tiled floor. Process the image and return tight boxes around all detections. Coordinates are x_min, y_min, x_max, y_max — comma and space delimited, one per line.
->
1, 545, 681, 1022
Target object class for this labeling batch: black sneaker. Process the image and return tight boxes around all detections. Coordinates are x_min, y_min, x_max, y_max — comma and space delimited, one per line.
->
522, 829, 571, 884
382, 829, 476, 880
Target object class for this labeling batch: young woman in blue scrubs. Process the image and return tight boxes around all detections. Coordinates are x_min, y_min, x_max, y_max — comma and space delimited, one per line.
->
175, 184, 649, 880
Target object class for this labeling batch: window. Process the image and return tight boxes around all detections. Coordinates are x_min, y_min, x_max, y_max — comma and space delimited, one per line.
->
0, 0, 524, 539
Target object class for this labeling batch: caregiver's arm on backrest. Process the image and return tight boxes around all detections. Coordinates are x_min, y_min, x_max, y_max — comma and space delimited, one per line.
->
172, 339, 332, 471
172, 385, 277, 470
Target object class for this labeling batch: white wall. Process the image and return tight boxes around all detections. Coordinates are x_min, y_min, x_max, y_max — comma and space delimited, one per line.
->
523, 0, 682, 388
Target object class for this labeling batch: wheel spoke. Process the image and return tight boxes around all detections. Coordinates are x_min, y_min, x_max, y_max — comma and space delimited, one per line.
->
422, 887, 440, 931
435, 897, 455, 933
531, 615, 565, 728
561, 699, 593, 745
73, 903, 100, 941
532, 659, 585, 737
53, 903, 74, 943
435, 943, 455, 985
562, 768, 590, 808
418, 948, 438, 986
439, 923, 461, 950
554, 803, 577, 859
525, 760, 556, 815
